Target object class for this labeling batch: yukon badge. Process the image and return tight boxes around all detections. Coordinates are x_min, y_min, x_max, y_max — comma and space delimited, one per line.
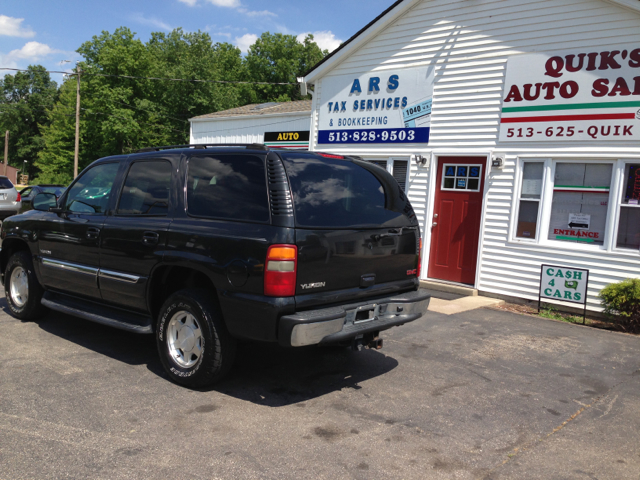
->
300, 282, 326, 290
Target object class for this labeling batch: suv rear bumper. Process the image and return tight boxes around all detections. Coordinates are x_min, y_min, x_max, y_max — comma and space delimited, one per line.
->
278, 289, 430, 347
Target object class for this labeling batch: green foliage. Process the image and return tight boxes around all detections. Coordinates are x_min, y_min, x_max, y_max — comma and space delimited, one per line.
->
599, 278, 640, 332
0, 65, 58, 178
539, 306, 582, 324
244, 33, 326, 103
14, 27, 328, 182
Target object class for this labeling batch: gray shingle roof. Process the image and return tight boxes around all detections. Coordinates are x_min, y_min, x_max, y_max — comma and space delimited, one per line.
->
191, 100, 312, 119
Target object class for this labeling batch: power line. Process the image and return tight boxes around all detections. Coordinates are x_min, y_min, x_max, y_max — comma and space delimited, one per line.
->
0, 67, 297, 85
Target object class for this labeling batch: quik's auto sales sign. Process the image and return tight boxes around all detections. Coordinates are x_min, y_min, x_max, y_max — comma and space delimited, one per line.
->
500, 47, 640, 142
317, 67, 435, 144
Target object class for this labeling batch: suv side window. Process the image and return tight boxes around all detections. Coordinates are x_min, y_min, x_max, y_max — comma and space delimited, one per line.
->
64, 162, 120, 214
186, 154, 269, 223
117, 160, 172, 215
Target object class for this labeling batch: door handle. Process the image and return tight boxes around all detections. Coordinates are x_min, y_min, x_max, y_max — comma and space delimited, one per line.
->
432, 222, 438, 226
86, 227, 100, 239
142, 231, 159, 246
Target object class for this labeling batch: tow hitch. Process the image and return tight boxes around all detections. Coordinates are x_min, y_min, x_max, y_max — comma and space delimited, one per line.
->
352, 332, 383, 351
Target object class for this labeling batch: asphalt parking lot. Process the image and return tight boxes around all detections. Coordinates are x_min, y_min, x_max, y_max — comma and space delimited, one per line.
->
1, 291, 639, 480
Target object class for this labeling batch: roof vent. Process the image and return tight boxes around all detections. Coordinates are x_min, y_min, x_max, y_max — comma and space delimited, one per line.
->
267, 157, 294, 217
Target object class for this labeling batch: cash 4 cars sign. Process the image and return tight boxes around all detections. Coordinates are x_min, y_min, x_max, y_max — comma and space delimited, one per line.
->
539, 265, 589, 321
317, 67, 435, 144
500, 47, 640, 142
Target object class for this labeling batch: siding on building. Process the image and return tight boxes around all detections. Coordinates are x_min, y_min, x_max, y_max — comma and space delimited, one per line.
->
308, 0, 640, 311
191, 114, 311, 145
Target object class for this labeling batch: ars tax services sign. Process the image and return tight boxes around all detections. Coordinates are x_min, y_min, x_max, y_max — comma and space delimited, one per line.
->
499, 47, 640, 142
317, 67, 435, 145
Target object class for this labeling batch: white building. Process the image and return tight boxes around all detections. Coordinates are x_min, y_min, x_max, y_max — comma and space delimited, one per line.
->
190, 100, 311, 149
301, 0, 640, 312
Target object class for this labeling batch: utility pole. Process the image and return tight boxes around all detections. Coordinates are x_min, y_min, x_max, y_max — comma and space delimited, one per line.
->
74, 64, 81, 179
3, 130, 8, 176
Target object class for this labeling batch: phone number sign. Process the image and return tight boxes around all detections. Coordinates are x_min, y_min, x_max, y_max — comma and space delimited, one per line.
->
318, 127, 429, 144
500, 46, 640, 142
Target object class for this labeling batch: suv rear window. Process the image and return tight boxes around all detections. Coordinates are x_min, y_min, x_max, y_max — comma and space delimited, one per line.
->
280, 152, 416, 228
187, 154, 269, 223
0, 178, 14, 189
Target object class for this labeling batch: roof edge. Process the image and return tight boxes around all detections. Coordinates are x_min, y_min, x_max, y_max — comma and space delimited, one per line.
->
302, 0, 418, 83
603, 0, 640, 13
189, 111, 312, 122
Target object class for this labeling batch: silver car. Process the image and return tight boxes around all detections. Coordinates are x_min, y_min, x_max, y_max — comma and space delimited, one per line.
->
0, 176, 22, 220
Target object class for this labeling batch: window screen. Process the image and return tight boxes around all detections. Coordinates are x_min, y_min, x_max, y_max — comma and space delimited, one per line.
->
515, 162, 544, 240
616, 163, 640, 250
547, 163, 612, 245
187, 154, 269, 223
392, 160, 408, 192
117, 160, 171, 215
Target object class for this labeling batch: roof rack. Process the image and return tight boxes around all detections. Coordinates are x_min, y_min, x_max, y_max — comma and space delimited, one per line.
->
136, 143, 269, 153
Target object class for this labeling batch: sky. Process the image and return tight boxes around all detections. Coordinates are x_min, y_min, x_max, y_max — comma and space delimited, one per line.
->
1, 0, 395, 84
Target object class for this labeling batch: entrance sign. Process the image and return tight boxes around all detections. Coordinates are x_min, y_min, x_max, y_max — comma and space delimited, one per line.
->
317, 67, 435, 144
499, 47, 640, 142
539, 264, 589, 322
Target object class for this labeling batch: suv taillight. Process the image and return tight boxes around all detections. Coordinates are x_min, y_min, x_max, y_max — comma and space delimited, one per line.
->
417, 238, 423, 278
16, 192, 21, 202
264, 245, 297, 297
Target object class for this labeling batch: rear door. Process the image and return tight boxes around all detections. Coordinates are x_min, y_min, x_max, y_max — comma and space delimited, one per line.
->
98, 158, 174, 312
280, 152, 420, 302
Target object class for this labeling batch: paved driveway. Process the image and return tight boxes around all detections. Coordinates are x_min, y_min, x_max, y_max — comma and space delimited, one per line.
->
1, 291, 639, 479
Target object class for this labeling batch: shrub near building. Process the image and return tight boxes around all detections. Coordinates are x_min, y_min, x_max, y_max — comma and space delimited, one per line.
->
599, 279, 640, 333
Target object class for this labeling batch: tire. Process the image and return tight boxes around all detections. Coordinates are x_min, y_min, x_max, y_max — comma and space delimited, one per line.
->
156, 288, 237, 388
4, 250, 47, 320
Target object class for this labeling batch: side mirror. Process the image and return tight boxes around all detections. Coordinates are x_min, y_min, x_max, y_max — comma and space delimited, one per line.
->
33, 192, 59, 212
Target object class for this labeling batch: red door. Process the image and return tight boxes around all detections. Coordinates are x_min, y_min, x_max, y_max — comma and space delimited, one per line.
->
428, 157, 485, 285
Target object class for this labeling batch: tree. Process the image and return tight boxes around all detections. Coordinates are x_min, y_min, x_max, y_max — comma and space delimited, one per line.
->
244, 33, 327, 103
0, 65, 58, 178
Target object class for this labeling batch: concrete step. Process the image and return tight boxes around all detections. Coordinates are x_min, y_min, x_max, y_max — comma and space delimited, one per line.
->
420, 280, 478, 297
427, 296, 504, 315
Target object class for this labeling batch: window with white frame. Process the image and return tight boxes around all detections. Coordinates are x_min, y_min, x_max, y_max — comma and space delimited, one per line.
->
547, 163, 612, 246
515, 162, 544, 240
616, 163, 640, 250
512, 159, 640, 252
367, 158, 410, 192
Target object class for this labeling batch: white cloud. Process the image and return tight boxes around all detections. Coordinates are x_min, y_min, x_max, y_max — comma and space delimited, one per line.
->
0, 15, 36, 38
6, 42, 61, 61
206, 0, 241, 7
130, 13, 172, 31
235, 33, 258, 53
297, 31, 342, 52
240, 8, 277, 17
180, 0, 274, 17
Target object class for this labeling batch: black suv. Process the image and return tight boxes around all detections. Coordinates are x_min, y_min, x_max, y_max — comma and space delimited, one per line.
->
0, 145, 430, 387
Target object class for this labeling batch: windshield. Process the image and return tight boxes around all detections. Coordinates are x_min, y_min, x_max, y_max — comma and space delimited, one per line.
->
280, 152, 417, 229
41, 186, 65, 196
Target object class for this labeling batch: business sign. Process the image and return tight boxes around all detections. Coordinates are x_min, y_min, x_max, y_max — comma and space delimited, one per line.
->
500, 47, 640, 142
263, 131, 309, 149
539, 265, 589, 322
317, 67, 435, 144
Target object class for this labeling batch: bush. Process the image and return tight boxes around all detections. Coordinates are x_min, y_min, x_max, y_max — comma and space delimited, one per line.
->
599, 278, 640, 332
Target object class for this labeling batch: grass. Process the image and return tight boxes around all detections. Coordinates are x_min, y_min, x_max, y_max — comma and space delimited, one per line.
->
538, 306, 585, 324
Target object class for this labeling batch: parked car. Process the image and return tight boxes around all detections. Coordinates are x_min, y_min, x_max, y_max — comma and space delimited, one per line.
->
0, 144, 430, 388
0, 176, 22, 220
19, 185, 66, 213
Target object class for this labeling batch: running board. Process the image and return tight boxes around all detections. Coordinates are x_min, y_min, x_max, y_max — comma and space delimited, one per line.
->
41, 291, 153, 334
